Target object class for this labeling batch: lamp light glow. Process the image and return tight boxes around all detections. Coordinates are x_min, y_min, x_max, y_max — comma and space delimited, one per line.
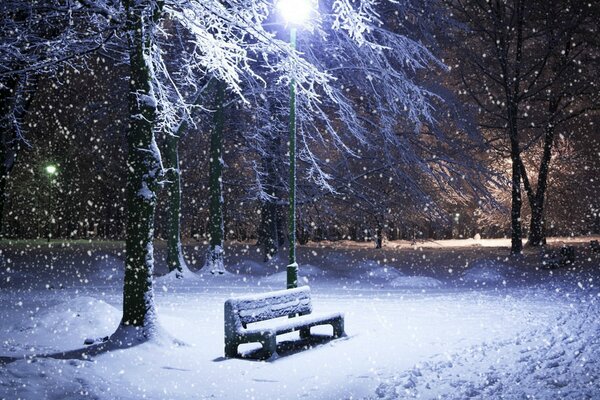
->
277, 0, 312, 25
46, 165, 57, 175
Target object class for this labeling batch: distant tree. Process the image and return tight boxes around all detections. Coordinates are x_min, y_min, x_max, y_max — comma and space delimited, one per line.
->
163, 120, 188, 276
449, 0, 600, 251
160, 67, 212, 278
448, 0, 530, 254
517, 2, 600, 246
204, 80, 227, 274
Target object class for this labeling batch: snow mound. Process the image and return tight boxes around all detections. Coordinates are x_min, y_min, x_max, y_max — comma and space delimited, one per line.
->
260, 264, 328, 285
297, 264, 328, 278
156, 264, 205, 284
357, 261, 403, 284
229, 259, 278, 276
462, 260, 514, 284
9, 296, 119, 347
0, 358, 110, 400
390, 276, 443, 289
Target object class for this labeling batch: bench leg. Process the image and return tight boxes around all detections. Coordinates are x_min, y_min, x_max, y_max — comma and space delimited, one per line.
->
260, 332, 277, 358
332, 318, 345, 338
224, 341, 238, 358
299, 327, 311, 339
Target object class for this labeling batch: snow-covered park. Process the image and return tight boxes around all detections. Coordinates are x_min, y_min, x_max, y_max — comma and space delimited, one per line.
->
2, 0, 599, 399
1, 237, 599, 399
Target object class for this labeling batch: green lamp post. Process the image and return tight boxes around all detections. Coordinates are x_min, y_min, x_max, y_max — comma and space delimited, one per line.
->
277, 0, 312, 289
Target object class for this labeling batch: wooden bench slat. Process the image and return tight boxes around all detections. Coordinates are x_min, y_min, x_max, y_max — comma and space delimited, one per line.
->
227, 286, 312, 324
243, 312, 344, 337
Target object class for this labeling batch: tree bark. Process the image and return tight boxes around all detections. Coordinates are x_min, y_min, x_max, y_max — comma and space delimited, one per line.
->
120, 0, 161, 331
508, 0, 525, 255
528, 111, 557, 246
204, 80, 226, 274
375, 217, 384, 249
163, 81, 208, 276
164, 131, 187, 276
509, 131, 523, 254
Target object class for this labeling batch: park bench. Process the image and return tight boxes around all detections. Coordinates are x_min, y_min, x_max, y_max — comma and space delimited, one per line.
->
542, 245, 575, 269
224, 286, 345, 359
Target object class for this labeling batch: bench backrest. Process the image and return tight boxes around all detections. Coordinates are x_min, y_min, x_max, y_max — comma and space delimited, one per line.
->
225, 286, 312, 327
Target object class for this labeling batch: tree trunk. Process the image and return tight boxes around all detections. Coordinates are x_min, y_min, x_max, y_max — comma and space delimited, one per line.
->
0, 165, 7, 237
509, 129, 523, 254
509, 1, 526, 255
119, 0, 161, 334
204, 80, 226, 274
255, 101, 284, 260
164, 132, 187, 276
163, 82, 207, 275
528, 103, 559, 247
375, 217, 384, 249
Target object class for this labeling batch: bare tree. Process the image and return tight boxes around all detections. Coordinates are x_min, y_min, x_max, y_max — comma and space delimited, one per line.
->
448, 0, 600, 253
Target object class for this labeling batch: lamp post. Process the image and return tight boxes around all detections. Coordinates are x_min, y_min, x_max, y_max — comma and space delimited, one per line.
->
45, 164, 57, 242
277, 0, 311, 289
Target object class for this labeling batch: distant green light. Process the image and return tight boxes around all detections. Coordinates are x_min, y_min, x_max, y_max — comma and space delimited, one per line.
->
46, 165, 57, 175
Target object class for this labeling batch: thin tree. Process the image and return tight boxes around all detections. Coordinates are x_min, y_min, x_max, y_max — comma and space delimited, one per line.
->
163, 120, 189, 277
162, 80, 212, 278
449, 0, 600, 251
518, 2, 600, 246
204, 80, 227, 274
449, 0, 533, 254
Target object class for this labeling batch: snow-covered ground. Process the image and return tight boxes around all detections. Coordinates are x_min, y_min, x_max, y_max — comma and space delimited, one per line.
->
1, 237, 599, 399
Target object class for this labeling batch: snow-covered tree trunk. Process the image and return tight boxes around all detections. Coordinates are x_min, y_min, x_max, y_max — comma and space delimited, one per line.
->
164, 131, 187, 276
120, 0, 161, 332
204, 80, 226, 274
161, 79, 209, 278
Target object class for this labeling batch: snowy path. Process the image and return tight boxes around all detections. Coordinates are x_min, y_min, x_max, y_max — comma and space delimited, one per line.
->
373, 302, 600, 399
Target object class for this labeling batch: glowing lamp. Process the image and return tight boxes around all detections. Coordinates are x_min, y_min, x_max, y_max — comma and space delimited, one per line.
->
277, 0, 312, 25
46, 165, 57, 175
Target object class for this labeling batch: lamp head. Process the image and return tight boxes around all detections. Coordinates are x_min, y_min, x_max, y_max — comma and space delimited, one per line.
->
46, 165, 57, 175
277, 0, 312, 25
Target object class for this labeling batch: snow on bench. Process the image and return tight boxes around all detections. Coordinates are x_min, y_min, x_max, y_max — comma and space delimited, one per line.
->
224, 286, 345, 359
